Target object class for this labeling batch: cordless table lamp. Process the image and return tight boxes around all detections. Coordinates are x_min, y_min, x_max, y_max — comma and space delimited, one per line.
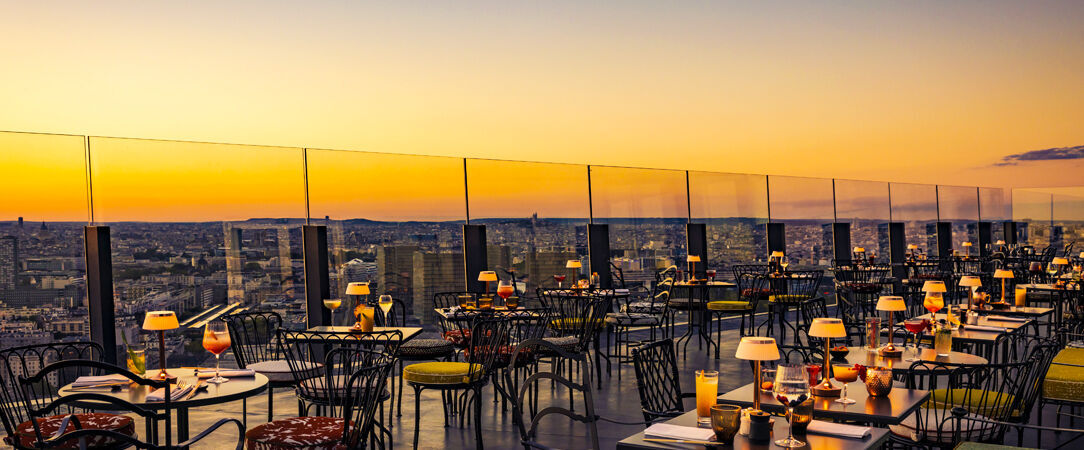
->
478, 270, 498, 296
565, 260, 582, 286
876, 296, 907, 357
993, 269, 1014, 303
686, 255, 701, 281
143, 311, 179, 380
809, 318, 846, 396
959, 276, 982, 312
735, 337, 780, 411
346, 282, 370, 330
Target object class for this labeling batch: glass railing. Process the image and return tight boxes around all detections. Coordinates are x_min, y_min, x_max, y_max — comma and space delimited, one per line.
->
3, 129, 1083, 340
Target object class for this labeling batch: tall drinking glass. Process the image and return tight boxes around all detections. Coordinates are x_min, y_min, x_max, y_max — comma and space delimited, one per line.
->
202, 322, 232, 384
773, 364, 809, 448
695, 370, 719, 425
377, 295, 393, 327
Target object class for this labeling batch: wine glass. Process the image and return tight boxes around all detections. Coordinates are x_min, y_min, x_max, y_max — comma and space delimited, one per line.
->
377, 295, 393, 327
553, 274, 566, 288
780, 256, 790, 273
903, 318, 928, 362
832, 364, 859, 404
202, 322, 232, 384
924, 293, 944, 316
497, 280, 514, 307
706, 269, 716, 283
772, 364, 810, 448
323, 298, 342, 326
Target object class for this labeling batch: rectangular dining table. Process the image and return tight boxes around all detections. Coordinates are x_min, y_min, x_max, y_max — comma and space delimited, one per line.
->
616, 409, 889, 449
899, 313, 1029, 358
303, 326, 423, 344
716, 383, 929, 426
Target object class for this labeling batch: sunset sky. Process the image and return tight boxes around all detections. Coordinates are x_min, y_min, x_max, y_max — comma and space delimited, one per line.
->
2, 1, 1083, 221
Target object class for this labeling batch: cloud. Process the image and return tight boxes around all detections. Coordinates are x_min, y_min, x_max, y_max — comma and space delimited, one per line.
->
997, 145, 1084, 166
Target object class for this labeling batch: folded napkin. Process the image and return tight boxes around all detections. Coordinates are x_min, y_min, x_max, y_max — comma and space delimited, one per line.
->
71, 374, 130, 387
196, 369, 255, 378
643, 423, 715, 441
615, 289, 630, 294
986, 315, 1029, 322
965, 325, 1007, 333
806, 420, 870, 439
146, 384, 194, 402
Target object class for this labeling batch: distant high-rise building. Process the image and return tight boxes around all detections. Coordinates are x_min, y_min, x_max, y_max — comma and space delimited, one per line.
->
527, 249, 576, 291
377, 245, 419, 303
1017, 222, 1029, 244
17, 217, 23, 229
821, 223, 834, 263
1051, 225, 1064, 250
411, 251, 464, 325
0, 236, 18, 292
925, 223, 939, 257
876, 223, 891, 257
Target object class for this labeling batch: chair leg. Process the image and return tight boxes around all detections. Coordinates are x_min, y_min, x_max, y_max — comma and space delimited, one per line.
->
412, 384, 423, 449
242, 398, 247, 430
397, 360, 405, 417
474, 386, 484, 450
267, 386, 274, 422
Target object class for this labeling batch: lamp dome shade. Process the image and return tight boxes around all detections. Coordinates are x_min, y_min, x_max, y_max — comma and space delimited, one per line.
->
853, 247, 866, 253
994, 269, 1015, 279
686, 255, 701, 262
907, 244, 918, 250
346, 282, 370, 295
143, 311, 179, 331
921, 280, 947, 293
808, 318, 847, 338
958, 276, 983, 287
565, 260, 583, 269
995, 240, 1006, 245
876, 296, 907, 312
477, 271, 498, 282
1052, 257, 1070, 265
770, 251, 784, 258
735, 337, 780, 361
962, 242, 972, 247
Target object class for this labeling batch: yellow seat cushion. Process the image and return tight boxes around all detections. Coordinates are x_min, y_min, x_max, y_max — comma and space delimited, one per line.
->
769, 294, 810, 303
549, 318, 604, 331
403, 361, 482, 385
707, 301, 751, 312
930, 388, 1018, 418
1043, 348, 1084, 402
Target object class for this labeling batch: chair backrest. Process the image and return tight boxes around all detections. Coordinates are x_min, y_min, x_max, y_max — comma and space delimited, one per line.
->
540, 293, 611, 353
631, 339, 684, 423
17, 359, 171, 449
732, 264, 770, 281
610, 262, 627, 290
224, 311, 283, 368
338, 351, 395, 449
0, 342, 104, 441
507, 338, 600, 450
780, 270, 823, 300
433, 292, 477, 336
462, 317, 513, 383
278, 329, 403, 402
904, 357, 1044, 445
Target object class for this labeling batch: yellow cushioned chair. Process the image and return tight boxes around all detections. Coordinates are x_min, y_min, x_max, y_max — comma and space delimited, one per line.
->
930, 388, 1019, 418
1043, 348, 1084, 403
768, 294, 809, 303
402, 361, 482, 385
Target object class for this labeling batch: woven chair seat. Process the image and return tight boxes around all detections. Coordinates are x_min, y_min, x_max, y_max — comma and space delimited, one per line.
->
246, 416, 348, 450
11, 413, 134, 449
706, 301, 752, 312
888, 409, 997, 444
1044, 348, 1084, 402
399, 338, 456, 359
604, 312, 660, 326
625, 301, 665, 314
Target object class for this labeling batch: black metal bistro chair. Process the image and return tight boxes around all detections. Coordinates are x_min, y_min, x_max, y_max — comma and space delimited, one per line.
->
630, 339, 693, 424
224, 311, 295, 425
506, 338, 601, 450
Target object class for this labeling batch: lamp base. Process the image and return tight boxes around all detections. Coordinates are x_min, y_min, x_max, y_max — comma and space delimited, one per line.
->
813, 383, 841, 397
152, 369, 176, 381
879, 346, 903, 358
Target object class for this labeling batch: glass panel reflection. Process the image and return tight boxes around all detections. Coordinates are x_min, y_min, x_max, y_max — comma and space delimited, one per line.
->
979, 187, 1010, 244
467, 159, 588, 295
889, 183, 938, 257
1012, 189, 1052, 248
1053, 194, 1084, 252
688, 172, 768, 269
768, 176, 834, 268
834, 179, 890, 260
937, 186, 979, 255
590, 166, 688, 287
0, 131, 90, 343
90, 137, 307, 367
307, 149, 466, 326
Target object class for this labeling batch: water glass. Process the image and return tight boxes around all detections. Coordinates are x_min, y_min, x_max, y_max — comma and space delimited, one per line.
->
695, 370, 719, 425
710, 404, 741, 444
865, 317, 881, 350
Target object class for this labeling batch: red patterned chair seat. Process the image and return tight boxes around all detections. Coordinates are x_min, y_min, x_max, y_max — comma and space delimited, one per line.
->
246, 416, 352, 450
841, 282, 883, 294
462, 345, 536, 368
442, 329, 471, 347
10, 413, 135, 449
741, 288, 774, 300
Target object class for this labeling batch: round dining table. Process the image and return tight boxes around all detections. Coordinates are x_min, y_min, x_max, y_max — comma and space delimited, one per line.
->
59, 368, 268, 442
835, 346, 987, 373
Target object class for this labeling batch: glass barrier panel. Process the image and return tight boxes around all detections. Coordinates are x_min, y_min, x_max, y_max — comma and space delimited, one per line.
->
1012, 189, 1052, 248
1053, 194, 1084, 254
0, 131, 90, 344
889, 183, 939, 257
937, 186, 980, 256
89, 137, 307, 367
688, 172, 768, 270
768, 176, 834, 268
834, 179, 891, 261
590, 166, 688, 288
307, 149, 466, 326
466, 159, 588, 296
979, 187, 1011, 244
